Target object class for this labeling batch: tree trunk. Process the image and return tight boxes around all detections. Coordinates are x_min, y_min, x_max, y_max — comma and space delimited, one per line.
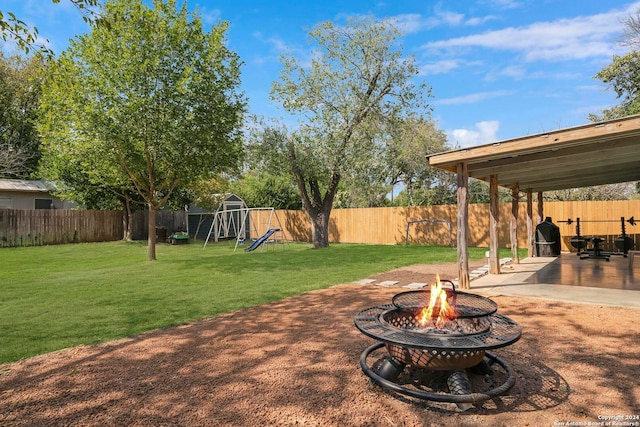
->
310, 208, 330, 248
147, 204, 157, 261
122, 196, 133, 241
287, 140, 340, 249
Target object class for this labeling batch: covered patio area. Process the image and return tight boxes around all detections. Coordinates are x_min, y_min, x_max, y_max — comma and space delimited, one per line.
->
427, 115, 640, 289
471, 254, 640, 308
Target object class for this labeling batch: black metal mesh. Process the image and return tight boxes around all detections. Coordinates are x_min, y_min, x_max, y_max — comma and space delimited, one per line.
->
392, 290, 498, 318
381, 308, 491, 336
386, 344, 486, 370
354, 305, 521, 351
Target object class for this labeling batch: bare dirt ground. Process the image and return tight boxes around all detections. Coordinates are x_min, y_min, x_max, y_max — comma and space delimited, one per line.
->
1, 262, 639, 427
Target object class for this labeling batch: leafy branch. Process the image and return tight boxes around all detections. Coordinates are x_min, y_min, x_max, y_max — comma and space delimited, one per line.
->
1, 1, 100, 56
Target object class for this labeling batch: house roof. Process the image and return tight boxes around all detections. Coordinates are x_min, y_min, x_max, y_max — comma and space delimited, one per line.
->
0, 179, 54, 193
427, 115, 640, 192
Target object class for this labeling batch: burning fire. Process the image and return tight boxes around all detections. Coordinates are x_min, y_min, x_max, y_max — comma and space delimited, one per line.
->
418, 275, 456, 328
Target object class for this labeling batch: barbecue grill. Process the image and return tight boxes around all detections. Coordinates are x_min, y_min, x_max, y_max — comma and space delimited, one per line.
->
354, 282, 521, 408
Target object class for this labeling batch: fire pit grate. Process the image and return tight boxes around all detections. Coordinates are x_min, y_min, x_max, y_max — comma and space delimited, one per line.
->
392, 288, 498, 318
355, 304, 520, 351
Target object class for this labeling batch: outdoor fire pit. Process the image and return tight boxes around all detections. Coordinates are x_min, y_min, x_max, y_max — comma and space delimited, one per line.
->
354, 277, 521, 409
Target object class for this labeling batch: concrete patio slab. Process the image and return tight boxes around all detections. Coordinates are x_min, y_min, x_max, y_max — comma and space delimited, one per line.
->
470, 255, 640, 308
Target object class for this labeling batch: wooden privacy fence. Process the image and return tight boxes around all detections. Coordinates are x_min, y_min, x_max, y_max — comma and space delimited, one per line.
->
2, 200, 640, 251
0, 210, 187, 248
130, 210, 187, 241
277, 200, 640, 252
541, 200, 640, 253
0, 209, 123, 248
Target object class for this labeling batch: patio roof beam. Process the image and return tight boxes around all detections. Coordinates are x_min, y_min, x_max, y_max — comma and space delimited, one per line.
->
485, 159, 640, 189
513, 169, 640, 193
429, 116, 640, 174
467, 141, 639, 181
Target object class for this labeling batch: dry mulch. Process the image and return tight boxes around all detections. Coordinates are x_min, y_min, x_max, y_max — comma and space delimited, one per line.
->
1, 263, 639, 426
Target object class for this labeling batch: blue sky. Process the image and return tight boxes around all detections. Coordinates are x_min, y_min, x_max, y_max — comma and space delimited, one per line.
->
3, 0, 639, 147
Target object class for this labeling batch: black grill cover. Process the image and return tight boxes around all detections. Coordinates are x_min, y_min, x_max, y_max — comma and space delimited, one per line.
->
535, 217, 561, 256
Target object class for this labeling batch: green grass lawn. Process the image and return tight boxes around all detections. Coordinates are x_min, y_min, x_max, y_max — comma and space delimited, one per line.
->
0, 240, 519, 364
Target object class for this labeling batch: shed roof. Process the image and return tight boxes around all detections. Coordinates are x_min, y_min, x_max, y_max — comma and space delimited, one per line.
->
0, 179, 53, 193
427, 115, 640, 192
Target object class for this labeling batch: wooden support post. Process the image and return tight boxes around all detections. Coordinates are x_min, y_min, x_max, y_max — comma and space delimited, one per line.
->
526, 189, 534, 258
537, 191, 544, 225
489, 174, 500, 275
510, 184, 520, 264
457, 163, 470, 289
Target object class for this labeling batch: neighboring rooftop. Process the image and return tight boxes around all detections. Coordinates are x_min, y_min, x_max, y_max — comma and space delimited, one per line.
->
0, 179, 54, 193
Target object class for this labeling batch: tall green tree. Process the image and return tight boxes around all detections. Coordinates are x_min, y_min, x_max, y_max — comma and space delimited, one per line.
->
235, 120, 303, 210
590, 52, 640, 121
39, 0, 245, 260
270, 17, 431, 248
544, 184, 637, 201
229, 171, 302, 210
386, 118, 449, 206
587, 9, 640, 198
0, 54, 44, 178
333, 130, 391, 208
590, 9, 640, 121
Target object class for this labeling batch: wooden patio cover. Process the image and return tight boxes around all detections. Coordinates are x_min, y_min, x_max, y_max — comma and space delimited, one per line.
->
427, 115, 640, 288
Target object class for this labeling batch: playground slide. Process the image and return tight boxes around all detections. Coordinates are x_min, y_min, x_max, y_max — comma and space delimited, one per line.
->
244, 228, 280, 252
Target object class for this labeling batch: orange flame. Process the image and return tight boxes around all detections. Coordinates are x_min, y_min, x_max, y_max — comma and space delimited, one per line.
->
417, 274, 456, 328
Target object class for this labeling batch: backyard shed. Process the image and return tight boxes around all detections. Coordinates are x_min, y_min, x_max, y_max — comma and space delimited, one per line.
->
187, 194, 249, 242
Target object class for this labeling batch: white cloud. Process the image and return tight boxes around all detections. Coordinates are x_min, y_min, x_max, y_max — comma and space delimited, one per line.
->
390, 14, 425, 34
23, 0, 75, 19
257, 33, 290, 54
389, 8, 496, 34
465, 15, 498, 26
448, 121, 500, 148
199, 7, 222, 26
251, 32, 295, 65
422, 2, 640, 61
435, 90, 512, 106
436, 10, 465, 27
484, 65, 582, 82
251, 32, 316, 69
481, 0, 521, 9
496, 65, 526, 80
577, 84, 609, 93
419, 59, 462, 75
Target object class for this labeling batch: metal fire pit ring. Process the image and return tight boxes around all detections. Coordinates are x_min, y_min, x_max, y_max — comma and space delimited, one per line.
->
381, 307, 493, 338
354, 304, 521, 351
392, 288, 498, 319
359, 342, 517, 404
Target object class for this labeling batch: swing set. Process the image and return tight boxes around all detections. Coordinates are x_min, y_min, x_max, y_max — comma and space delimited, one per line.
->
201, 207, 287, 251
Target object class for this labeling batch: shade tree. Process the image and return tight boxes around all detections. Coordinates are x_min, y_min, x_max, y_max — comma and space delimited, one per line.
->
270, 17, 432, 247
0, 54, 44, 178
38, 0, 245, 260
